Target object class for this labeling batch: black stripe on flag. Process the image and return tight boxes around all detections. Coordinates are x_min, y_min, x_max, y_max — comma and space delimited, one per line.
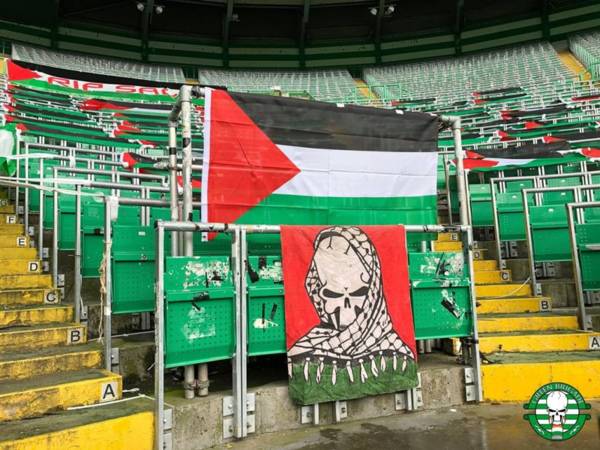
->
228, 92, 439, 152
474, 141, 570, 159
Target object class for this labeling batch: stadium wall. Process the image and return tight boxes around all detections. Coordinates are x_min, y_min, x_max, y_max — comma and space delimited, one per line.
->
1, 3, 600, 71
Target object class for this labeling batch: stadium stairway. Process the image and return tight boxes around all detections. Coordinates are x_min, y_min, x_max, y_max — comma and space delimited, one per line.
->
353, 78, 379, 101
0, 189, 153, 450
558, 49, 591, 80
435, 233, 600, 403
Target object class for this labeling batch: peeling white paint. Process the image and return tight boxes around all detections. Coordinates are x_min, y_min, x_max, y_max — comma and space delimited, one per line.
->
259, 261, 282, 283
183, 306, 216, 341
253, 318, 279, 329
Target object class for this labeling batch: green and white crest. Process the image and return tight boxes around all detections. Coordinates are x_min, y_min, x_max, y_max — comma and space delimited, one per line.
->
523, 382, 591, 441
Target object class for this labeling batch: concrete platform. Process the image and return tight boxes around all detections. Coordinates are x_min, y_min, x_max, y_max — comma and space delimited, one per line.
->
166, 353, 469, 450
210, 403, 600, 450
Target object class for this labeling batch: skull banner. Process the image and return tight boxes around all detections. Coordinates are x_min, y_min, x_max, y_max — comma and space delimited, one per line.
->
281, 225, 417, 405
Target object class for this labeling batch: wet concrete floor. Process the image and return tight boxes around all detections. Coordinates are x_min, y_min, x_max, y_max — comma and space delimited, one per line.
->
213, 402, 600, 450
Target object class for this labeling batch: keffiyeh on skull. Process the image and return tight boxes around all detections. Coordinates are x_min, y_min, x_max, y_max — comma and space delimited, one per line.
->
288, 226, 415, 384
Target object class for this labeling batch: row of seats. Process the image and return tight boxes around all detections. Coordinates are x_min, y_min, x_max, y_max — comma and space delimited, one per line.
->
197, 68, 357, 102
570, 31, 600, 79
363, 42, 572, 105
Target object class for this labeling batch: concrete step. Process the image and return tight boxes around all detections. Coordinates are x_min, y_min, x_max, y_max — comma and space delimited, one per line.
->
0, 368, 122, 422
0, 259, 42, 276
0, 274, 53, 290
482, 351, 600, 402
0, 323, 87, 352
436, 232, 460, 242
0, 305, 73, 327
478, 312, 579, 333
473, 259, 498, 271
0, 342, 102, 381
0, 248, 38, 260
475, 283, 532, 298
0, 288, 61, 307
0, 205, 15, 214
0, 214, 19, 225
432, 240, 462, 252
0, 224, 25, 234
477, 296, 552, 314
0, 235, 30, 248
474, 269, 511, 284
0, 396, 153, 449
473, 248, 488, 260
478, 330, 600, 353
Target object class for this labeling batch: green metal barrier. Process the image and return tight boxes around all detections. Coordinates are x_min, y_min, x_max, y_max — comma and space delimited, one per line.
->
469, 184, 493, 227
162, 247, 473, 367
246, 256, 286, 356
81, 199, 140, 278
164, 256, 235, 368
529, 205, 571, 262
112, 225, 161, 314
575, 222, 600, 290
408, 252, 472, 339
496, 191, 533, 241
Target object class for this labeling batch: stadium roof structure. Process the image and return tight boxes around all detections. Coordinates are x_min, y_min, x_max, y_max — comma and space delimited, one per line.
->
1, 0, 599, 69
0, 1, 592, 46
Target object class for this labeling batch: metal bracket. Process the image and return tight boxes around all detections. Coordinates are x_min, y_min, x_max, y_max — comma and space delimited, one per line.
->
163, 408, 173, 450
301, 403, 320, 425
464, 367, 477, 402
334, 401, 348, 423
28, 226, 35, 236
42, 247, 49, 259
17, 205, 24, 215
57, 274, 65, 287
534, 282, 542, 296
397, 373, 423, 411
222, 393, 256, 439
81, 304, 88, 321
111, 347, 120, 373
42, 261, 49, 273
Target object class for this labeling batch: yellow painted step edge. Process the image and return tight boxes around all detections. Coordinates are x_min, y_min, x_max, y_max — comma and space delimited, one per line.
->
477, 297, 551, 314
0, 411, 153, 450
0, 306, 73, 327
478, 315, 578, 333
479, 332, 600, 353
0, 371, 122, 421
0, 349, 102, 381
0, 324, 87, 351
482, 359, 600, 402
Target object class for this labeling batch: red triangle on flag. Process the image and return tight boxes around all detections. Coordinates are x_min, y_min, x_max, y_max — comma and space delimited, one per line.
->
6, 60, 41, 82
204, 89, 301, 224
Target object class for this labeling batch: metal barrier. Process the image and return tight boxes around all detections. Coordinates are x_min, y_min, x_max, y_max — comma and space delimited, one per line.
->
567, 200, 600, 330
153, 220, 482, 449
488, 166, 598, 269
522, 184, 600, 295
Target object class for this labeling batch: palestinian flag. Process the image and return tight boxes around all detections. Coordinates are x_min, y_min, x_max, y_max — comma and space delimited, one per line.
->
461, 141, 588, 171
201, 89, 439, 228
281, 225, 417, 404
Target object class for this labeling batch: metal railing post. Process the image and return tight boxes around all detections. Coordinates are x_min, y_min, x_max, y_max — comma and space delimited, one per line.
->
522, 189, 538, 295
154, 222, 166, 450
567, 203, 590, 330
465, 226, 483, 402
449, 116, 470, 226
103, 197, 113, 371
52, 167, 59, 287
74, 184, 82, 323
38, 159, 44, 258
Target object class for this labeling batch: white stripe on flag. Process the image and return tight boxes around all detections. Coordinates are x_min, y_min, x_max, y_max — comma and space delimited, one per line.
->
276, 145, 437, 198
